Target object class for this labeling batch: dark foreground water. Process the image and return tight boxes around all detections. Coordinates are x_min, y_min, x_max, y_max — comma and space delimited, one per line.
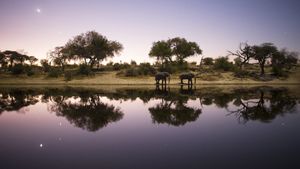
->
0, 86, 299, 169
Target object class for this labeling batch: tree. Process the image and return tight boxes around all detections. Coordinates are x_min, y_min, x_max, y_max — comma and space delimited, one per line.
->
168, 37, 202, 63
49, 46, 69, 71
271, 49, 298, 76
149, 40, 173, 66
0, 51, 8, 71
40, 59, 51, 72
2, 50, 29, 67
228, 42, 254, 70
28, 56, 38, 66
202, 57, 214, 65
64, 31, 123, 69
252, 43, 278, 76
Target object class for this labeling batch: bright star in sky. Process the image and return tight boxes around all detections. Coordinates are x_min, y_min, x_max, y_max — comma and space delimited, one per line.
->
36, 8, 41, 13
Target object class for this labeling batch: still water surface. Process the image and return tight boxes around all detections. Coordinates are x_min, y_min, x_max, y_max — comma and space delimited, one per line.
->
0, 86, 299, 169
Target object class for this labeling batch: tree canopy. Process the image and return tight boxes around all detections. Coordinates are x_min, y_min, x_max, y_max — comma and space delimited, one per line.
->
63, 31, 123, 68
149, 37, 202, 64
252, 43, 278, 75
149, 40, 173, 65
168, 37, 202, 63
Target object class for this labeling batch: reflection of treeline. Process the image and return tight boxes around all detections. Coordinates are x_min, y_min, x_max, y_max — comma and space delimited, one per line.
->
149, 98, 202, 126
0, 89, 39, 114
226, 87, 298, 123
50, 94, 123, 132
0, 86, 299, 128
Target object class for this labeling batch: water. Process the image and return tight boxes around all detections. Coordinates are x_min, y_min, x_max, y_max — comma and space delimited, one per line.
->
0, 86, 299, 169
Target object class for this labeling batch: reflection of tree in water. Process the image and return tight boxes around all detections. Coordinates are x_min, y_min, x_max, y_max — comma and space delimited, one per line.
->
0, 89, 39, 114
149, 96, 202, 126
50, 94, 123, 132
227, 87, 298, 123
0, 86, 298, 126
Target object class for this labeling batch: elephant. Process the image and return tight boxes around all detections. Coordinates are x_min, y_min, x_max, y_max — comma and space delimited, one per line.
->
179, 72, 196, 86
155, 72, 170, 85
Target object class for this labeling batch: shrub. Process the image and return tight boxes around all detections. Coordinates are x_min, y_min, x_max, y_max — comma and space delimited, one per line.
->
113, 63, 121, 70
47, 68, 62, 78
78, 64, 93, 76
139, 63, 156, 75
271, 66, 287, 77
158, 64, 177, 73
176, 61, 189, 71
121, 62, 131, 69
26, 67, 35, 76
214, 57, 234, 71
125, 67, 139, 77
11, 64, 25, 75
130, 60, 137, 66
234, 69, 250, 78
202, 57, 214, 65
64, 71, 75, 82
40, 59, 51, 73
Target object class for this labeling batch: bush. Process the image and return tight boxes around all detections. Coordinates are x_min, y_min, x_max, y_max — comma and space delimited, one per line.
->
139, 63, 156, 75
26, 67, 35, 76
113, 63, 121, 70
40, 59, 51, 73
202, 57, 214, 65
125, 67, 139, 77
130, 60, 137, 66
176, 61, 189, 71
234, 69, 250, 78
64, 71, 75, 82
158, 64, 177, 73
78, 64, 94, 76
123, 63, 156, 77
121, 62, 131, 69
47, 68, 62, 78
271, 66, 287, 77
214, 57, 234, 71
11, 64, 25, 75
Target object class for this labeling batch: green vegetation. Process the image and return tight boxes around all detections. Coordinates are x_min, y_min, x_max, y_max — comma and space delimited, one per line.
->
0, 32, 299, 84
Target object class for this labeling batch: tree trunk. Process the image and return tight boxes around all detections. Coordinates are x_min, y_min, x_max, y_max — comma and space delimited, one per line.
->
260, 63, 265, 76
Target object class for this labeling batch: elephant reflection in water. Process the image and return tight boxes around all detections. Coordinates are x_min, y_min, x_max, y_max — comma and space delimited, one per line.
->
50, 94, 123, 132
226, 88, 298, 123
149, 97, 201, 126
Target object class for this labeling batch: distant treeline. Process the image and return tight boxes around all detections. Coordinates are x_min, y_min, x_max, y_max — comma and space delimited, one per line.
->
0, 30, 298, 80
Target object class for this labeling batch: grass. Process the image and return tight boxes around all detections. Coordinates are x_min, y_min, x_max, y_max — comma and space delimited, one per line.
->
0, 66, 299, 85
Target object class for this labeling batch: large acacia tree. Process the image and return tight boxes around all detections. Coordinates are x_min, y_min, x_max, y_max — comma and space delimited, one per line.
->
252, 43, 278, 76
2, 50, 29, 68
149, 40, 173, 66
149, 37, 202, 65
64, 31, 123, 68
168, 37, 202, 64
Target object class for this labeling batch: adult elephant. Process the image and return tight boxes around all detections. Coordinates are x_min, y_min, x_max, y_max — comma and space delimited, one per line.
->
179, 72, 196, 85
155, 72, 170, 85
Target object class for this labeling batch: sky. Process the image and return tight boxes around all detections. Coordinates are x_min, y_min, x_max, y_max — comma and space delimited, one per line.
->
0, 0, 299, 64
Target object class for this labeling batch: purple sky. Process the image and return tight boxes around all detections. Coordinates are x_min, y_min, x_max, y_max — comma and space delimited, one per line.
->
0, 0, 299, 63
